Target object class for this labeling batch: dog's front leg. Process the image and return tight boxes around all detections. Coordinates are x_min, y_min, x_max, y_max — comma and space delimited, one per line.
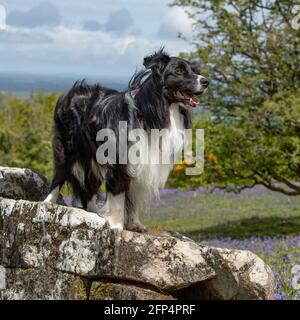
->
126, 209, 148, 233
101, 192, 125, 230
100, 168, 130, 230
125, 184, 148, 233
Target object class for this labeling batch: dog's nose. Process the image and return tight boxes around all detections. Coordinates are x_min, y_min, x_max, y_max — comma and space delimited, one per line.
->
200, 77, 209, 88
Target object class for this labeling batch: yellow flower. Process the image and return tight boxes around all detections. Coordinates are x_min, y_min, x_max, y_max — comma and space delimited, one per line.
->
174, 164, 184, 172
207, 153, 218, 164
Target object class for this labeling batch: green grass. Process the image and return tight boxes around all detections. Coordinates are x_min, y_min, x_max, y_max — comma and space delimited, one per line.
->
143, 193, 300, 240
143, 190, 300, 299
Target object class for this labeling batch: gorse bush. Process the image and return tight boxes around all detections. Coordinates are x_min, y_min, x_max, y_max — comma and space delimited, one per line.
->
0, 92, 58, 179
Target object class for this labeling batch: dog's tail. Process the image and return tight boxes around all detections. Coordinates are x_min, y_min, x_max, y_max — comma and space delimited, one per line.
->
53, 80, 95, 154
54, 80, 92, 115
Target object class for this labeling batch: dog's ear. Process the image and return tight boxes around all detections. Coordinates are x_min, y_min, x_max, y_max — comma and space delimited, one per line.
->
143, 49, 170, 72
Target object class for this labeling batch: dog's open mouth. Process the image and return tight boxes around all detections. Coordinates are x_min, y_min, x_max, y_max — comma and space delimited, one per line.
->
174, 90, 200, 107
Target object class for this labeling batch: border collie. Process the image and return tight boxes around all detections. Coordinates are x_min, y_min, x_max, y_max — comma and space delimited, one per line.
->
44, 49, 209, 232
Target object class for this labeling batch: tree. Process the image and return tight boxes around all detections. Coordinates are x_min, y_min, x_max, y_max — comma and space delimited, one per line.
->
0, 92, 57, 179
171, 0, 300, 195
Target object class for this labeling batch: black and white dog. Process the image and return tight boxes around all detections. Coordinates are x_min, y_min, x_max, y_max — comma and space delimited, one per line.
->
44, 49, 209, 232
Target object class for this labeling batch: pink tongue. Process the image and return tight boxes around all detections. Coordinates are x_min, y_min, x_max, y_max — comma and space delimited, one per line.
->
177, 91, 199, 106
182, 93, 199, 106
190, 97, 199, 105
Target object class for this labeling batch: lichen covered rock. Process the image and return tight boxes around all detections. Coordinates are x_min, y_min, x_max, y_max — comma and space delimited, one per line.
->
0, 196, 275, 300
0, 167, 49, 201
0, 268, 87, 300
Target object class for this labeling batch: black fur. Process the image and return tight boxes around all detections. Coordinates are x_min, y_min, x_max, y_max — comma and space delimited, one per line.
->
47, 49, 209, 230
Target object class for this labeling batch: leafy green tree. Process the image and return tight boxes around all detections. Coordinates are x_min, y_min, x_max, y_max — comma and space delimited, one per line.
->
0, 92, 58, 179
170, 0, 300, 195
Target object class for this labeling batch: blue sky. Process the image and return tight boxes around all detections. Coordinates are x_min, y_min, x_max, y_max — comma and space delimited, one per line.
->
0, 0, 195, 79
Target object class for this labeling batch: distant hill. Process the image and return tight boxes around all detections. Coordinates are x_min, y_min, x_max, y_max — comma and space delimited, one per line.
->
0, 73, 128, 94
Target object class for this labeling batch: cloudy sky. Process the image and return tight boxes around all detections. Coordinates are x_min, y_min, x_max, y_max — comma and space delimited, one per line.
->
0, 0, 196, 79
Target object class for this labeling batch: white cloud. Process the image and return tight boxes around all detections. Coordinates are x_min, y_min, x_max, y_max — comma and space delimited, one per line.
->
158, 7, 194, 40
0, 1, 195, 78
0, 23, 193, 78
0, 27, 52, 44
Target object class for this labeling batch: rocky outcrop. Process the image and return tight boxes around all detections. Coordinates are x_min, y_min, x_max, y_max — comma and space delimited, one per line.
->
0, 167, 49, 201
2, 268, 88, 300
0, 167, 275, 300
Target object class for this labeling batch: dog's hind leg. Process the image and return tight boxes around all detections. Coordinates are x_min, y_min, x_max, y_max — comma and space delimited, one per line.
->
44, 167, 67, 204
69, 165, 102, 213
85, 160, 105, 213
45, 131, 69, 204
44, 185, 60, 203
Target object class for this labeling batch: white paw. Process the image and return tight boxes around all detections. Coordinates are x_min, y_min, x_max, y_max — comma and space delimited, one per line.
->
44, 187, 59, 204
106, 216, 124, 230
43, 197, 54, 204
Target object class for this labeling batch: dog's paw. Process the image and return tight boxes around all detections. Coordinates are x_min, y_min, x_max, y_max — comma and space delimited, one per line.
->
126, 222, 148, 233
105, 216, 124, 230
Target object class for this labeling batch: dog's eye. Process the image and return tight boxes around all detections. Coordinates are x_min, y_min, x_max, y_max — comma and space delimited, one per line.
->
175, 67, 185, 75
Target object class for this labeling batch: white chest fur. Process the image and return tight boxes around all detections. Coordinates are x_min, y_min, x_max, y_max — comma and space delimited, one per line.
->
128, 103, 186, 210
169, 103, 186, 157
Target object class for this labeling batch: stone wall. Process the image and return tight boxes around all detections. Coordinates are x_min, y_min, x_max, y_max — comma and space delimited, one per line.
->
0, 167, 275, 300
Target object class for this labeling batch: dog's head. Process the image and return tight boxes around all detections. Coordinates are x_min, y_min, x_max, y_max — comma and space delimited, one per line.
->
144, 49, 209, 108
